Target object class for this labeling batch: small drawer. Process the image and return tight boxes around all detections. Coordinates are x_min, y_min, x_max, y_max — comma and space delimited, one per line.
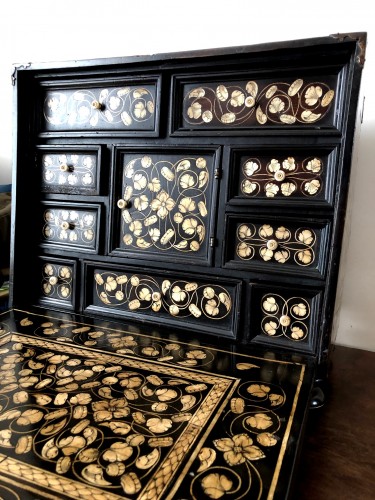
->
41, 202, 101, 253
249, 284, 322, 354
228, 146, 337, 207
224, 215, 330, 279
84, 262, 241, 338
38, 257, 77, 309
38, 145, 102, 195
41, 77, 160, 135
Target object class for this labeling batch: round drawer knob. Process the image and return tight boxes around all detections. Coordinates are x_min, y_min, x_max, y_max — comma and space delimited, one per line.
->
267, 239, 278, 251
59, 164, 70, 172
274, 170, 286, 182
117, 199, 129, 209
91, 100, 102, 110
49, 276, 58, 286
60, 221, 73, 231
280, 315, 291, 327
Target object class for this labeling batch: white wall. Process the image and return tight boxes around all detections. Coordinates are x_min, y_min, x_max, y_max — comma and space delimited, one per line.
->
1, 0, 374, 351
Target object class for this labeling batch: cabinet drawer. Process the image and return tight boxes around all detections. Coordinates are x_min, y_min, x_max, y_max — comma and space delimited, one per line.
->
110, 147, 220, 266
41, 202, 101, 253
249, 284, 322, 354
38, 257, 77, 309
172, 71, 339, 134
228, 146, 337, 207
84, 262, 241, 338
38, 145, 102, 195
41, 77, 160, 135
224, 215, 330, 279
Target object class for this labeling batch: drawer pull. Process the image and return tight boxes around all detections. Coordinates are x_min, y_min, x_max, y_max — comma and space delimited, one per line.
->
280, 315, 291, 327
91, 100, 102, 110
267, 239, 278, 251
117, 199, 129, 209
49, 276, 59, 286
59, 164, 72, 172
60, 221, 74, 231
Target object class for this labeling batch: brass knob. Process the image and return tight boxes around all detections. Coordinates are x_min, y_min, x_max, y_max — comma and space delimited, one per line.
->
49, 276, 58, 286
117, 199, 129, 209
267, 239, 278, 251
60, 221, 73, 230
91, 100, 102, 110
60, 164, 73, 172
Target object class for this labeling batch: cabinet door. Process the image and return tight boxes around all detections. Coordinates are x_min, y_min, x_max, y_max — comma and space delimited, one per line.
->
109, 147, 221, 266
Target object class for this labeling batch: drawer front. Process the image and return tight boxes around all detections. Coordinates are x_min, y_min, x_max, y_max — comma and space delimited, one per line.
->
41, 203, 100, 253
173, 73, 338, 132
224, 216, 330, 278
39, 258, 76, 308
229, 147, 337, 206
84, 264, 241, 338
38, 146, 102, 195
111, 148, 220, 266
250, 284, 322, 354
41, 79, 159, 134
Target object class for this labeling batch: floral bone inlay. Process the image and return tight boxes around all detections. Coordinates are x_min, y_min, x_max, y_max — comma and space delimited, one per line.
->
42, 263, 72, 301
43, 85, 156, 129
119, 155, 212, 255
42, 152, 97, 190
261, 294, 311, 341
236, 223, 317, 266
184, 78, 335, 127
43, 208, 97, 248
94, 271, 232, 322
240, 156, 323, 198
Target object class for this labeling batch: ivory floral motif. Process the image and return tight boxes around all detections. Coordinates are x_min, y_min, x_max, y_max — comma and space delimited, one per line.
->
42, 263, 72, 301
120, 156, 211, 254
184, 78, 335, 127
240, 156, 323, 198
44, 86, 156, 129
94, 271, 232, 321
43, 209, 97, 247
236, 223, 317, 266
42, 153, 97, 189
261, 294, 311, 341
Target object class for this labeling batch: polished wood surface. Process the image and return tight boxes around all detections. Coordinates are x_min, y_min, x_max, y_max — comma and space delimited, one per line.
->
295, 345, 375, 499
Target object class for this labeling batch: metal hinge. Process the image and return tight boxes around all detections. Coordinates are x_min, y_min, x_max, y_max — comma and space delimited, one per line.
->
210, 237, 216, 247
214, 168, 221, 180
11, 63, 31, 85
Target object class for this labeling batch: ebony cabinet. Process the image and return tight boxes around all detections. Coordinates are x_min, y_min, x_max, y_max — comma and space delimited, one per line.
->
11, 33, 365, 372
6, 33, 367, 500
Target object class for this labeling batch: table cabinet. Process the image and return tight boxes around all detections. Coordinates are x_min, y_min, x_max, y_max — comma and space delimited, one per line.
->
5, 32, 366, 499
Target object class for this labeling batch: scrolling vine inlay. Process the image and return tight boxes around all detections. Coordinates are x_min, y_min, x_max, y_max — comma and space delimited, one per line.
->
261, 294, 311, 341
94, 271, 233, 321
183, 78, 335, 127
43, 85, 156, 130
239, 156, 323, 198
119, 155, 213, 256
42, 263, 72, 301
236, 223, 317, 266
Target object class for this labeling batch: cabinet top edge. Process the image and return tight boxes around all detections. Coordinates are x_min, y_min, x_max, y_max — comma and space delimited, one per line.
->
12, 32, 367, 74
